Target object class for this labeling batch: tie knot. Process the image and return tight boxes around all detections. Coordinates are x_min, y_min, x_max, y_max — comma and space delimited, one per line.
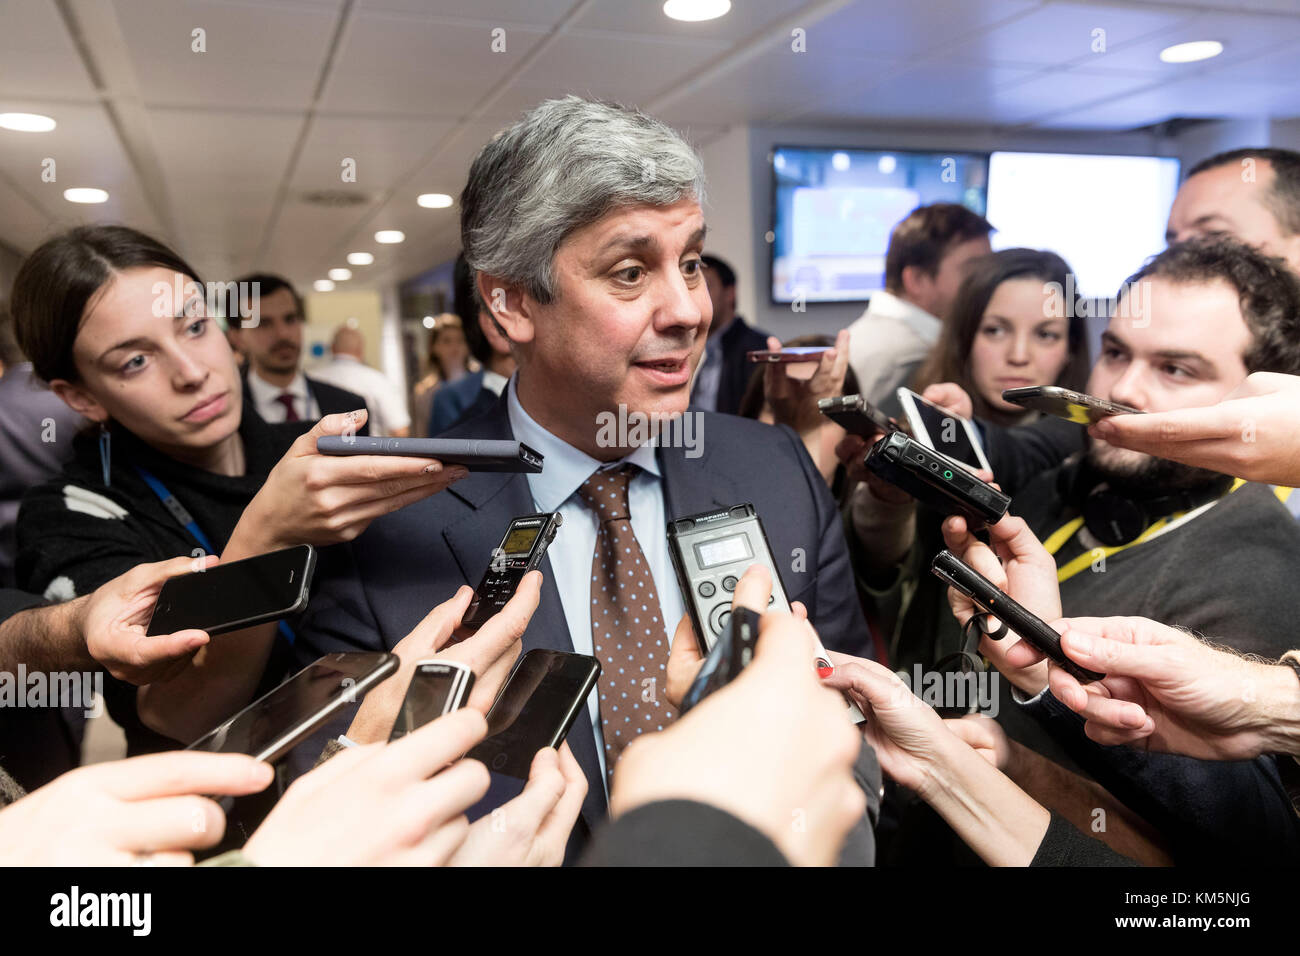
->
275, 392, 300, 421
576, 464, 638, 523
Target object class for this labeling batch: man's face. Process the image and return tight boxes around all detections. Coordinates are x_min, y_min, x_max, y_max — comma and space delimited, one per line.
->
1167, 161, 1300, 273
906, 235, 991, 318
513, 198, 710, 456
702, 265, 733, 336
1086, 277, 1251, 478
240, 287, 304, 375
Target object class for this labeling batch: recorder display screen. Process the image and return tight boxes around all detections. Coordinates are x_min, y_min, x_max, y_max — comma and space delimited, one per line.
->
694, 534, 753, 569
501, 526, 541, 555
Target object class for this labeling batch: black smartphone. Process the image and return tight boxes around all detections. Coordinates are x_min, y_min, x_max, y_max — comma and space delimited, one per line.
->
316, 436, 544, 473
1001, 385, 1143, 425
680, 605, 761, 714
818, 394, 902, 438
146, 544, 316, 637
388, 660, 475, 741
930, 550, 1104, 683
186, 652, 399, 762
866, 432, 1010, 527
465, 649, 600, 779
463, 512, 562, 629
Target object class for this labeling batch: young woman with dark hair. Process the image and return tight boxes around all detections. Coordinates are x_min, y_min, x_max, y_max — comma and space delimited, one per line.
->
10, 225, 467, 754
909, 247, 1088, 425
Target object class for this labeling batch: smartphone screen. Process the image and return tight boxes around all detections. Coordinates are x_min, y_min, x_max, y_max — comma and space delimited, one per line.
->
146, 544, 314, 636
466, 650, 600, 778
902, 392, 987, 471
186, 652, 397, 761
389, 662, 474, 741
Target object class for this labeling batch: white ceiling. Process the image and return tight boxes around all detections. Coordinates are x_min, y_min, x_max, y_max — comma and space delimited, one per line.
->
0, 0, 1297, 292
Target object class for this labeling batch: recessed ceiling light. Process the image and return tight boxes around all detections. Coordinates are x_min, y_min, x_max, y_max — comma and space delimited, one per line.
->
831, 152, 851, 172
1160, 40, 1223, 63
346, 252, 374, 266
417, 193, 453, 208
0, 112, 56, 132
663, 0, 730, 22
328, 268, 352, 281
63, 187, 108, 204
375, 230, 405, 244
422, 315, 436, 329
313, 279, 335, 292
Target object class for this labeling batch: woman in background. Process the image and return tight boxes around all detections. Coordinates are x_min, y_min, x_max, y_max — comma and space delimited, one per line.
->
909, 247, 1088, 425
411, 314, 473, 437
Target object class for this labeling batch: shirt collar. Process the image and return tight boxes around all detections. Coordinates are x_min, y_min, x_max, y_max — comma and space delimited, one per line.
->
481, 369, 508, 396
248, 369, 309, 402
506, 375, 660, 513
867, 289, 941, 340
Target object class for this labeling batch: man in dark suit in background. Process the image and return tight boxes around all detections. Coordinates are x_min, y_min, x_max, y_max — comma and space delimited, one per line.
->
690, 254, 770, 415
230, 273, 369, 425
427, 253, 517, 435
296, 96, 871, 859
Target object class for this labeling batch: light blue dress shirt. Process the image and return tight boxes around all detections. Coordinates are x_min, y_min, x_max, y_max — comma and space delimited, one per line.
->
505, 376, 686, 789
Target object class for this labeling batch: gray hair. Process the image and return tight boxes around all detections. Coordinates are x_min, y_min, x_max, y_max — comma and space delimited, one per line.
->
460, 96, 707, 306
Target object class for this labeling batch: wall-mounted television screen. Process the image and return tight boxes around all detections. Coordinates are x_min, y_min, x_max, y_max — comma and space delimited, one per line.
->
986, 151, 1180, 299
770, 145, 989, 304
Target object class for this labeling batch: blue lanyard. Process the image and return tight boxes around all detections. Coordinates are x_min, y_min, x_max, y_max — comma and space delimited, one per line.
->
133, 465, 295, 645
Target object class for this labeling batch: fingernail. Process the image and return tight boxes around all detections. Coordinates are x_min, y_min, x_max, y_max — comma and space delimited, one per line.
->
423, 462, 442, 474
1067, 633, 1092, 655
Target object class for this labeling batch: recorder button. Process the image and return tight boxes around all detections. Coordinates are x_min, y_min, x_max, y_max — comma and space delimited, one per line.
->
721, 575, 738, 592
697, 581, 716, 598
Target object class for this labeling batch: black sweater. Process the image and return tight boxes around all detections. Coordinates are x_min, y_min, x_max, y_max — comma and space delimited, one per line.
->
14, 413, 306, 754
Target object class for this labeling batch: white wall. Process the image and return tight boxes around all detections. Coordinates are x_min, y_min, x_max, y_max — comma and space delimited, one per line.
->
697, 125, 757, 327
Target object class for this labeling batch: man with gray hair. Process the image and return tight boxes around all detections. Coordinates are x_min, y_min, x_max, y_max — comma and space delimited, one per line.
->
298, 96, 875, 861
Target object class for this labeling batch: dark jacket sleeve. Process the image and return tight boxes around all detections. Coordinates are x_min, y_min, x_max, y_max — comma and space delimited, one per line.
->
581, 800, 790, 866
775, 422, 875, 660
15, 478, 166, 600
1030, 812, 1138, 866
1018, 690, 1300, 864
980, 416, 1084, 496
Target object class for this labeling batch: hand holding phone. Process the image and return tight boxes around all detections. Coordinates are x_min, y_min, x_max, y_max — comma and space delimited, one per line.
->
463, 513, 562, 628
930, 550, 1103, 683
186, 652, 399, 762
465, 649, 600, 779
1001, 385, 1142, 425
146, 545, 316, 637
819, 394, 902, 439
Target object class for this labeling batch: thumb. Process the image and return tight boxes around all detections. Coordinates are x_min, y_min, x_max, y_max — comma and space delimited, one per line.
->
126, 553, 219, 592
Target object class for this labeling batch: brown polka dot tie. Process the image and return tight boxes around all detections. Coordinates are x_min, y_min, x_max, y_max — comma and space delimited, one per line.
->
576, 464, 675, 787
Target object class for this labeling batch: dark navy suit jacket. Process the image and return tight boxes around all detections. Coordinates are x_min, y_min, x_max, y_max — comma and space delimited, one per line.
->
295, 391, 871, 854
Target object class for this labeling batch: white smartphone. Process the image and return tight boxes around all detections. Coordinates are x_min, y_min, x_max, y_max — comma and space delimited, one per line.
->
895, 387, 992, 474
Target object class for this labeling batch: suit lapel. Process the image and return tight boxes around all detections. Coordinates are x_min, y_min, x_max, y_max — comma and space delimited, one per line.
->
657, 415, 738, 521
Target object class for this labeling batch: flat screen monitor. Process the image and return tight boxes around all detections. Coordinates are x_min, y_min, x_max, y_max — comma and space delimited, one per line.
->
770, 145, 989, 303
